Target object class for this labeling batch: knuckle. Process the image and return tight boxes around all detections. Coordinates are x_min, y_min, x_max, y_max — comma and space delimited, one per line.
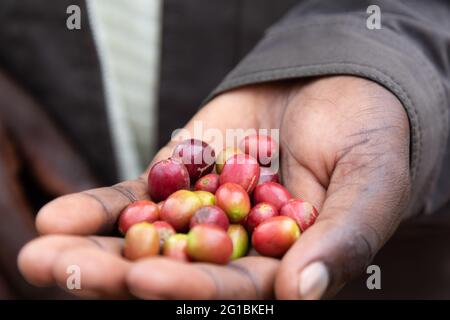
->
316, 218, 381, 283
338, 224, 379, 282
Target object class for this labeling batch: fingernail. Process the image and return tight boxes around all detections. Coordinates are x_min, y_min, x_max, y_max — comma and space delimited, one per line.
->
298, 261, 329, 300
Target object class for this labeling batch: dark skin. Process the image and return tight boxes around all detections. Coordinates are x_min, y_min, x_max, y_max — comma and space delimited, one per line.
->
18, 75, 410, 299
0, 71, 98, 298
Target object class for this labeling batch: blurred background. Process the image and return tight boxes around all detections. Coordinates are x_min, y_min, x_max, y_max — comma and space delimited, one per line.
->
0, 0, 449, 299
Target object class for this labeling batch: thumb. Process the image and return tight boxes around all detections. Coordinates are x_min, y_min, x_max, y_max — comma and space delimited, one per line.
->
276, 135, 410, 300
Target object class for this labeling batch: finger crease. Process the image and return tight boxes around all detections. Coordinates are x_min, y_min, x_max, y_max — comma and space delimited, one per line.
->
360, 223, 382, 261
87, 236, 105, 251
360, 235, 374, 264
227, 262, 263, 299
197, 266, 222, 299
82, 192, 115, 227
111, 185, 138, 203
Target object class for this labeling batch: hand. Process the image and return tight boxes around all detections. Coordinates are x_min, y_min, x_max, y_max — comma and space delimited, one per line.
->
0, 71, 98, 297
18, 76, 410, 299
273, 76, 410, 299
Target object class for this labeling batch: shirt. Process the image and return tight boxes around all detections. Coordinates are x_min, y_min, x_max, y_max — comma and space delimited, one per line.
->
87, 0, 162, 180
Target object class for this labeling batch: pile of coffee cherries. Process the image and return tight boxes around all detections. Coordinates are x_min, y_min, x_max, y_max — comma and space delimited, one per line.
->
119, 135, 318, 264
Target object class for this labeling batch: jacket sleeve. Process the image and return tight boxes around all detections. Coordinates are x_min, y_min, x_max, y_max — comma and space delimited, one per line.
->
208, 0, 450, 217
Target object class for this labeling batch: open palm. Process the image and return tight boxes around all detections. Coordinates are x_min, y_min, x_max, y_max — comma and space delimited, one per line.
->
18, 76, 410, 299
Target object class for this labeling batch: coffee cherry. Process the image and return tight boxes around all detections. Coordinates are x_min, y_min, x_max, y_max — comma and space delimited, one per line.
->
190, 205, 229, 231
245, 202, 278, 233
187, 224, 233, 264
153, 221, 176, 248
215, 147, 243, 174
280, 199, 318, 232
118, 200, 159, 235
160, 190, 202, 232
253, 182, 292, 210
194, 190, 216, 206
128, 134, 319, 264
215, 183, 251, 223
148, 158, 190, 202
252, 216, 300, 258
163, 234, 190, 262
194, 173, 220, 193
240, 134, 278, 167
123, 222, 159, 261
227, 224, 249, 260
219, 154, 260, 193
172, 139, 215, 182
